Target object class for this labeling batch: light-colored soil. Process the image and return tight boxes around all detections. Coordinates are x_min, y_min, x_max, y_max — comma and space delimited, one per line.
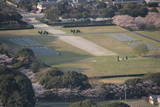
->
59, 36, 117, 56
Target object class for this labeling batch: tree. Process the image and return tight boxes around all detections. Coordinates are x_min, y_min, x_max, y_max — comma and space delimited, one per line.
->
18, 0, 33, 11
101, 8, 115, 17
69, 99, 97, 107
37, 68, 91, 90
0, 67, 35, 107
125, 78, 143, 86
17, 48, 35, 60
45, 6, 59, 21
150, 7, 159, 13
119, 3, 148, 17
133, 44, 149, 56
144, 73, 160, 86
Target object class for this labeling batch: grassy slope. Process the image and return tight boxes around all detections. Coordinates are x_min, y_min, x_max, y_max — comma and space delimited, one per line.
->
60, 26, 160, 83
137, 30, 160, 40
1, 27, 160, 83
101, 99, 157, 107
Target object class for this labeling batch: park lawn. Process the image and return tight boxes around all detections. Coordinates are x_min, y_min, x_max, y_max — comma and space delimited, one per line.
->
126, 99, 157, 107
77, 33, 134, 55
0, 29, 91, 66
61, 26, 128, 34
101, 99, 157, 107
0, 29, 38, 36
137, 30, 160, 41
53, 56, 160, 83
61, 26, 160, 55
1, 28, 160, 83
126, 31, 160, 48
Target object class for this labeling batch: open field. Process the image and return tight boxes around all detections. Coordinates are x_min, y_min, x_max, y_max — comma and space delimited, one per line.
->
61, 26, 128, 33
101, 99, 157, 107
54, 56, 160, 78
36, 99, 157, 107
24, 18, 116, 56
1, 26, 160, 83
62, 26, 160, 54
137, 31, 160, 41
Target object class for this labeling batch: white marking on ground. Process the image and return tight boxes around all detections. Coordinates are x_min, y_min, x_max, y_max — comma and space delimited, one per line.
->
59, 36, 117, 56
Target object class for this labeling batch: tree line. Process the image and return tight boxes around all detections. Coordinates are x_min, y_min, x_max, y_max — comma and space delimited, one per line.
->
44, 2, 149, 22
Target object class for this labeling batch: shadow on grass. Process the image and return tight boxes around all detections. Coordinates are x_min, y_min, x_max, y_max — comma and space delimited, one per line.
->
0, 34, 91, 72
58, 66, 89, 73
89, 74, 145, 80
37, 50, 91, 66
144, 55, 160, 59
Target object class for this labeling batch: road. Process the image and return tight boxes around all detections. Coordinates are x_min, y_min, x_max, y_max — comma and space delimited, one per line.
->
21, 12, 117, 56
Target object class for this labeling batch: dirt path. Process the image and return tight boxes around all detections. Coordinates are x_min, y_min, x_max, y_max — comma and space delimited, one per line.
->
59, 36, 117, 56
23, 16, 117, 56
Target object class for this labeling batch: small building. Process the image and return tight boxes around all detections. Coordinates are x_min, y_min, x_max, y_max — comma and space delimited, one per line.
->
37, 1, 55, 12
149, 95, 160, 105
37, 2, 48, 12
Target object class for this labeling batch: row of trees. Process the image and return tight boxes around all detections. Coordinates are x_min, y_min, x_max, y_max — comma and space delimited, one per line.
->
0, 1, 22, 22
45, 2, 149, 21
0, 1, 33, 29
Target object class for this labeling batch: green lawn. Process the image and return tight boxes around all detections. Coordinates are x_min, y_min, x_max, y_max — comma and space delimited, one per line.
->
1, 28, 160, 83
137, 31, 160, 41
61, 26, 160, 55
36, 99, 157, 107
61, 26, 128, 34
54, 56, 160, 83
0, 29, 90, 65
101, 99, 157, 107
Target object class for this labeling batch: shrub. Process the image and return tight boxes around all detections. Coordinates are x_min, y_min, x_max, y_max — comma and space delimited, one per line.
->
0, 45, 8, 55
143, 73, 160, 86
12, 61, 26, 69
0, 68, 35, 107
69, 99, 97, 107
37, 68, 91, 90
150, 7, 159, 13
17, 48, 35, 59
125, 78, 143, 86
119, 3, 148, 17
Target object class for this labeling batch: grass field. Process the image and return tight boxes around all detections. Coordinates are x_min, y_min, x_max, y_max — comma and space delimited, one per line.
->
101, 99, 157, 107
1, 27, 160, 83
62, 26, 128, 33
137, 31, 160, 41
60, 26, 160, 83
36, 99, 157, 107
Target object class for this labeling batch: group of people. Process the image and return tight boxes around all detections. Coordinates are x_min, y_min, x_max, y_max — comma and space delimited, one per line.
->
70, 29, 81, 34
38, 30, 49, 36
117, 56, 128, 62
